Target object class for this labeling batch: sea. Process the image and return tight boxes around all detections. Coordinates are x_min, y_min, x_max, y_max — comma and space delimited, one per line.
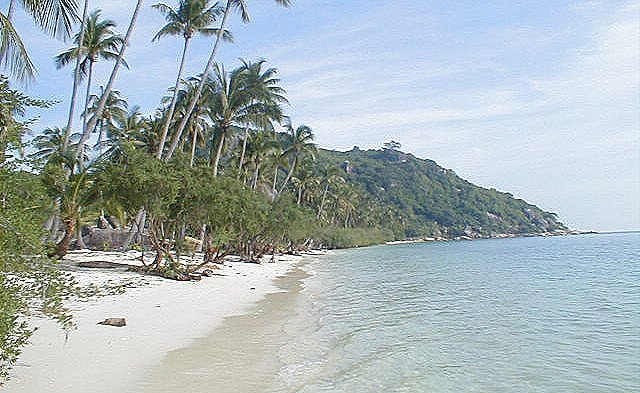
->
275, 232, 640, 392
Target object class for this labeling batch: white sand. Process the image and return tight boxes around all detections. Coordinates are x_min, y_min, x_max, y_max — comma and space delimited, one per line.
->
5, 250, 303, 392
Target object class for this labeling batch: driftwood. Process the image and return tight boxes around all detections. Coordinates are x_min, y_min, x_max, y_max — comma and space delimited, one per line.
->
78, 261, 132, 269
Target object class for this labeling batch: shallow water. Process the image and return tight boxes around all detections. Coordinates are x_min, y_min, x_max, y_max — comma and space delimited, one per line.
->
278, 232, 640, 392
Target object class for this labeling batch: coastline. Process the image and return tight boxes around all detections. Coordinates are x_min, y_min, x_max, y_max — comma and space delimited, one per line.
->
4, 250, 310, 392
384, 229, 596, 245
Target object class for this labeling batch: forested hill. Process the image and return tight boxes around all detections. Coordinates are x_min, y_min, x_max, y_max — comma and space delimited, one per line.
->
316, 146, 566, 239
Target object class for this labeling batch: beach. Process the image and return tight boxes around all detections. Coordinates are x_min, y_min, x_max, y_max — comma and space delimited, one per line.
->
4, 250, 308, 392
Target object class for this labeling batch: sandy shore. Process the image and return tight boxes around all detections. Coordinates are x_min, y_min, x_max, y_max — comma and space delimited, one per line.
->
4, 250, 308, 392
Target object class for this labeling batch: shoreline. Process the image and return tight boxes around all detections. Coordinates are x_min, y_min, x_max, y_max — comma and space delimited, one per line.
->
384, 229, 597, 245
5, 250, 312, 392
136, 263, 314, 392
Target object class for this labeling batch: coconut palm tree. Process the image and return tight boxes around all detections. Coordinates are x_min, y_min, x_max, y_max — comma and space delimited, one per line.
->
164, 0, 291, 161
85, 87, 128, 156
152, 0, 231, 159
62, 0, 89, 153
235, 59, 287, 174
2, 0, 80, 81
278, 122, 316, 196
244, 130, 277, 190
55, 11, 125, 117
201, 64, 262, 177
97, 106, 145, 163
55, 10, 125, 167
30, 126, 77, 168
82, 0, 144, 163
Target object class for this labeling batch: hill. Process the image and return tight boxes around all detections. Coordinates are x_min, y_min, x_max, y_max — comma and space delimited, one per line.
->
315, 146, 566, 240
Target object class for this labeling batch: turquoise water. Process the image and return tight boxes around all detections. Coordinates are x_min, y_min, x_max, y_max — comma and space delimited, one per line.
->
278, 233, 640, 392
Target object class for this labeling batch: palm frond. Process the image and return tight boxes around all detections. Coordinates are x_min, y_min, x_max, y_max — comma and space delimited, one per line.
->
0, 11, 36, 81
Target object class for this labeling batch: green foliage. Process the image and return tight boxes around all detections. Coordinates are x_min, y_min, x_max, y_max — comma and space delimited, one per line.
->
315, 147, 566, 239
316, 226, 394, 249
0, 75, 53, 163
0, 168, 76, 381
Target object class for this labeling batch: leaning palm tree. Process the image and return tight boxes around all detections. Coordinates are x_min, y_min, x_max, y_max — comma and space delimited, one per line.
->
82, 0, 144, 164
152, 0, 230, 159
278, 122, 316, 196
55, 10, 125, 144
164, 0, 292, 161
1, 0, 79, 81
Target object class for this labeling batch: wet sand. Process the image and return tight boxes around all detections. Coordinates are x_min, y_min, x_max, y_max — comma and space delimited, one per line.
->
134, 265, 311, 393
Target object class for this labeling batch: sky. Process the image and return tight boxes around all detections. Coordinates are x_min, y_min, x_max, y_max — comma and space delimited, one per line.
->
8, 0, 640, 231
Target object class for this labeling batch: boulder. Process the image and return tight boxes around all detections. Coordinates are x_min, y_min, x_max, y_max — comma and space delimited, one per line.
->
97, 318, 126, 327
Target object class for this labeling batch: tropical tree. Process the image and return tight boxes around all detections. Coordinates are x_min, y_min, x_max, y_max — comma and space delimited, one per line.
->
1, 0, 80, 81
30, 126, 77, 168
278, 122, 316, 196
152, 0, 230, 159
244, 130, 277, 189
82, 0, 144, 164
85, 87, 128, 157
55, 10, 125, 166
164, 0, 292, 161
0, 75, 51, 164
235, 59, 287, 174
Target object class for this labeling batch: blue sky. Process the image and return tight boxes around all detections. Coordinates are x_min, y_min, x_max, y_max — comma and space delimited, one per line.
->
9, 0, 640, 231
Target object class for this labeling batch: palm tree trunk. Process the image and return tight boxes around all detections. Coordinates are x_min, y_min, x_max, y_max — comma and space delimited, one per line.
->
317, 183, 329, 219
51, 217, 75, 258
271, 166, 278, 201
237, 126, 249, 178
165, 1, 232, 161
6, 0, 15, 20
82, 0, 144, 160
278, 155, 297, 195
189, 125, 197, 167
76, 221, 87, 249
156, 36, 191, 159
212, 131, 225, 177
76, 60, 94, 171
62, 0, 89, 152
122, 208, 145, 250
252, 164, 260, 189
297, 186, 302, 205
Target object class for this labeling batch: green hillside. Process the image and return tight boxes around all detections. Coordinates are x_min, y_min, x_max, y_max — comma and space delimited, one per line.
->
316, 146, 566, 239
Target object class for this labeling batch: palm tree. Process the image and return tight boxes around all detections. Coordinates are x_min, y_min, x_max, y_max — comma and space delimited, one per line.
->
55, 10, 125, 167
86, 87, 128, 156
62, 0, 89, 153
30, 126, 77, 168
152, 0, 231, 159
316, 165, 345, 219
278, 122, 316, 196
235, 59, 287, 174
201, 64, 252, 176
2, 0, 79, 81
82, 0, 144, 164
245, 130, 277, 189
164, 0, 291, 161
97, 106, 144, 163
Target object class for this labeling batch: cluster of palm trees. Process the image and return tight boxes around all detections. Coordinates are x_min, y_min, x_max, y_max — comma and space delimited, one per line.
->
2, 0, 379, 259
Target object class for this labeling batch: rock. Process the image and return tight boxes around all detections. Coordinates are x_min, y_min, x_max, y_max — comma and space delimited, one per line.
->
97, 318, 126, 327
201, 269, 215, 277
